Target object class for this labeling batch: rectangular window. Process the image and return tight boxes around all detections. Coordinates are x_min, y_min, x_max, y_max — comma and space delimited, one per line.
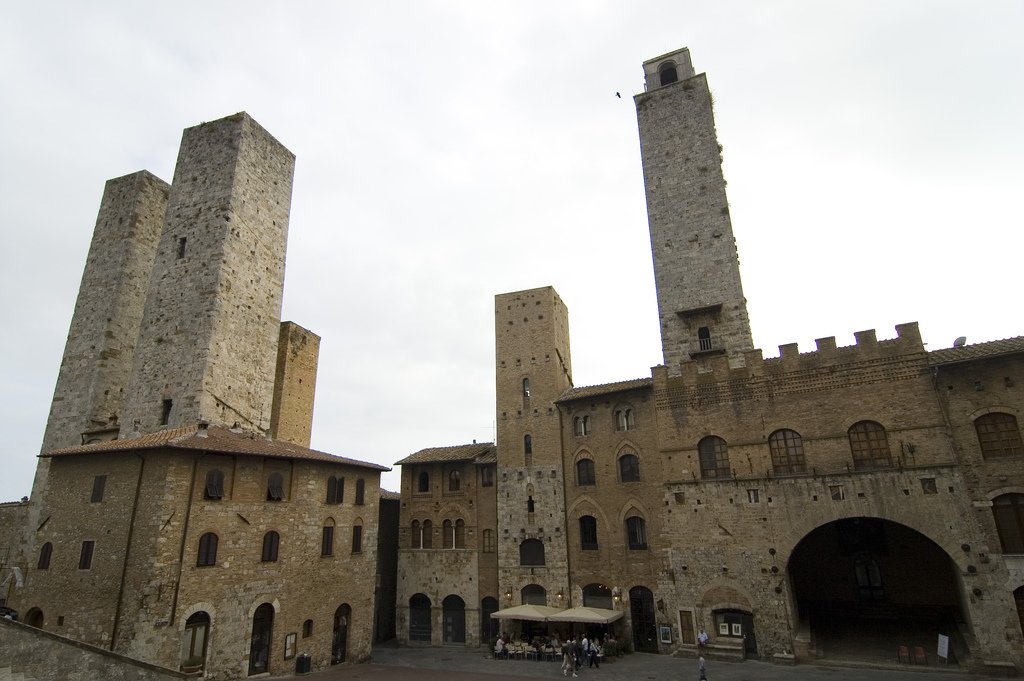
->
177, 236, 187, 259
482, 529, 494, 553
321, 526, 334, 556
921, 478, 938, 494
79, 540, 95, 570
90, 475, 107, 503
747, 489, 759, 503
480, 465, 494, 488
352, 525, 363, 554
829, 485, 845, 501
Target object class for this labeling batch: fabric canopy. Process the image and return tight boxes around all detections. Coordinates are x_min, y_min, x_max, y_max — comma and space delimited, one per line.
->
547, 606, 624, 624
490, 604, 564, 622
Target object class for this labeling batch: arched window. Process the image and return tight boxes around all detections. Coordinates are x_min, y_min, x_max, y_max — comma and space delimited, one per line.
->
615, 407, 635, 431
204, 469, 224, 500
448, 470, 461, 492
993, 494, 1024, 554
582, 583, 612, 609
698, 326, 712, 351
422, 520, 433, 549
302, 619, 313, 638
524, 434, 532, 455
521, 584, 546, 605
351, 522, 363, 553
355, 478, 365, 505
519, 538, 545, 565
975, 413, 1023, 458
417, 471, 430, 493
579, 515, 598, 550
197, 532, 218, 566
322, 520, 335, 556
261, 531, 280, 562
326, 475, 344, 504
848, 421, 892, 470
618, 451, 640, 482
37, 542, 52, 570
576, 459, 596, 486
267, 472, 284, 501
527, 495, 535, 513
443, 519, 455, 548
659, 61, 678, 86
411, 520, 422, 549
455, 519, 466, 549
769, 429, 806, 475
699, 436, 730, 479
574, 415, 591, 436
626, 515, 647, 550
482, 529, 495, 553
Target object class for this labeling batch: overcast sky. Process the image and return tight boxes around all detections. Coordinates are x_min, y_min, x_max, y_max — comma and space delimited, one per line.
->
1, 1, 1021, 501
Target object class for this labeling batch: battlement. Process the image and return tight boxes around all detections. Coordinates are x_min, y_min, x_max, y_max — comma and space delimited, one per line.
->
654, 322, 926, 389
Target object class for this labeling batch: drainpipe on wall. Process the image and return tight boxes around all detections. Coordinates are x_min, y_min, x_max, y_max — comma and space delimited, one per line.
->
170, 453, 200, 627
110, 453, 146, 651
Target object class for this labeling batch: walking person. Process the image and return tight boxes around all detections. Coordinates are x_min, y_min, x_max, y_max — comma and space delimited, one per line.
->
589, 640, 602, 668
698, 655, 708, 681
561, 641, 577, 677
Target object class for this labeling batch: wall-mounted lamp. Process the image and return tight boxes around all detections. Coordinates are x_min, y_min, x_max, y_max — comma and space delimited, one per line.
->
505, 589, 513, 601
557, 590, 564, 601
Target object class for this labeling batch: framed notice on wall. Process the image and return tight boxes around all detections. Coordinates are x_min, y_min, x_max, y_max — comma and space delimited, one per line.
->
659, 625, 672, 644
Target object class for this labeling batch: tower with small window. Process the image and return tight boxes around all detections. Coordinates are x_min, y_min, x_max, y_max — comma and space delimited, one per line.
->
494, 287, 573, 606
635, 47, 754, 373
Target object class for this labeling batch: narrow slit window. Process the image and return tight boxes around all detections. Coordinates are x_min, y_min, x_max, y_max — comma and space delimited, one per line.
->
177, 237, 187, 259
160, 399, 173, 426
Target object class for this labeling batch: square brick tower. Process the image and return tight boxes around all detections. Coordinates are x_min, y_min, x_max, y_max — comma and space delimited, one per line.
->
635, 48, 754, 373
494, 287, 573, 608
120, 113, 295, 436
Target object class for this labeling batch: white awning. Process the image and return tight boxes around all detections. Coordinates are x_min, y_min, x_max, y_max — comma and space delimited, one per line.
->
547, 606, 624, 624
489, 604, 564, 622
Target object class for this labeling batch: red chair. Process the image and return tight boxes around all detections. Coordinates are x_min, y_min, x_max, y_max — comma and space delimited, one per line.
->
898, 645, 911, 664
914, 646, 927, 665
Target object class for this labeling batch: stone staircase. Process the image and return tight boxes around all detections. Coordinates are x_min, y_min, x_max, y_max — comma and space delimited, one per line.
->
0, 666, 38, 681
673, 641, 745, 663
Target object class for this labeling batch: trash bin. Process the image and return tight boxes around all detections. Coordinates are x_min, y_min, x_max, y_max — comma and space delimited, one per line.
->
295, 653, 312, 675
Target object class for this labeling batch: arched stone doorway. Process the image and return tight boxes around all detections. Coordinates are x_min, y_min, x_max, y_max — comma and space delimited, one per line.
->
481, 597, 499, 643
332, 604, 351, 663
24, 607, 43, 628
629, 586, 658, 653
248, 603, 274, 676
442, 595, 466, 644
181, 611, 211, 672
409, 593, 432, 642
788, 517, 966, 661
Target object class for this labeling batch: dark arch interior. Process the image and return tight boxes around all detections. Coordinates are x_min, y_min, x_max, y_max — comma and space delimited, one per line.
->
788, 517, 968, 662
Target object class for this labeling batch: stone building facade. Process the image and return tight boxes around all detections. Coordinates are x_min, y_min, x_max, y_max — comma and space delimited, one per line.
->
7, 112, 392, 679
393, 47, 1024, 672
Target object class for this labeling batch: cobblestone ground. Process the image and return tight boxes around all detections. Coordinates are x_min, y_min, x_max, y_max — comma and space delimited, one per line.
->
285, 643, 1012, 681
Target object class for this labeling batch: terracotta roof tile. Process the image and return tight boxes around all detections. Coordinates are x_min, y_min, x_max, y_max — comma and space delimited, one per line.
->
43, 424, 389, 472
395, 442, 495, 466
929, 336, 1024, 366
556, 377, 652, 403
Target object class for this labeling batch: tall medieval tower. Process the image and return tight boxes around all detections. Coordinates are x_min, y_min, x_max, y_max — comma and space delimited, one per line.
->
120, 113, 295, 436
635, 48, 753, 373
494, 287, 573, 608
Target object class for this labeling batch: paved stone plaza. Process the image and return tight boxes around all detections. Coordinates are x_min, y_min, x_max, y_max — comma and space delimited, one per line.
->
296, 643, 1010, 681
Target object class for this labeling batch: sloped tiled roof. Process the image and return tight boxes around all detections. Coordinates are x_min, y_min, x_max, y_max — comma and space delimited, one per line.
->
43, 424, 389, 471
556, 377, 652, 403
380, 490, 401, 501
929, 336, 1024, 366
394, 442, 495, 466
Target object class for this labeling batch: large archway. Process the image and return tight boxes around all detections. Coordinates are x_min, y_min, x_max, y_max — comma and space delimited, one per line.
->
332, 604, 351, 663
409, 593, 432, 643
629, 586, 658, 653
442, 595, 466, 644
788, 517, 967, 661
248, 603, 274, 676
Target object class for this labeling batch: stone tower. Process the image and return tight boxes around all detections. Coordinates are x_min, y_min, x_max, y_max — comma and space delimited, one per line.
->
635, 47, 753, 373
494, 287, 573, 608
39, 171, 170, 453
269, 321, 320, 448
120, 112, 295, 436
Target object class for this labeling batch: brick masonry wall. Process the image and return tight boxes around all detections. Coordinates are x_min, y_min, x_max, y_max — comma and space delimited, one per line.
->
121, 113, 295, 437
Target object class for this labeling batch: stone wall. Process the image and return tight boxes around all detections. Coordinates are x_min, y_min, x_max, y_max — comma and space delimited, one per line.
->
270, 321, 320, 448
635, 53, 753, 372
120, 113, 295, 436
0, 618, 184, 681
